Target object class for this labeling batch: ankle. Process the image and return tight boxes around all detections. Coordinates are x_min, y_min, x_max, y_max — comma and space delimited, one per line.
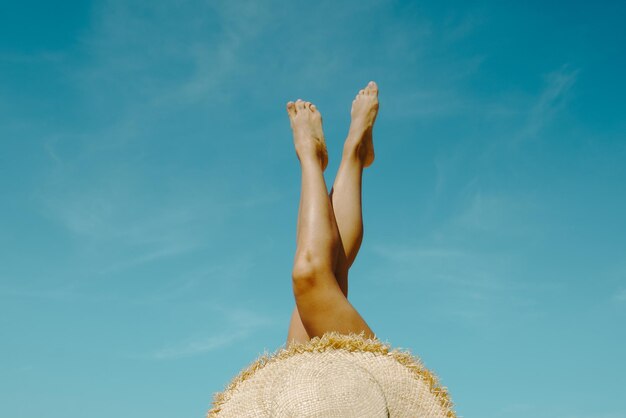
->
299, 153, 326, 171
347, 125, 367, 142
341, 146, 365, 168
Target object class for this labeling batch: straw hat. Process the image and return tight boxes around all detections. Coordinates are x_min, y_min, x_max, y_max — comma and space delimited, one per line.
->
208, 332, 455, 417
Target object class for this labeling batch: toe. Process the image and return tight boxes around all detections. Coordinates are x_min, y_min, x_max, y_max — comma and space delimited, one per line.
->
367, 81, 378, 93
310, 103, 317, 112
359, 89, 366, 95
305, 101, 312, 110
286, 101, 296, 117
296, 99, 305, 111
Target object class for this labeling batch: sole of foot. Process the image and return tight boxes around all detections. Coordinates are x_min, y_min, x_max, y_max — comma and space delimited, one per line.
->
286, 99, 329, 171
348, 81, 379, 168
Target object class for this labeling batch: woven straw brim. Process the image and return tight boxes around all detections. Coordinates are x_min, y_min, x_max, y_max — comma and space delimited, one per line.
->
208, 332, 456, 418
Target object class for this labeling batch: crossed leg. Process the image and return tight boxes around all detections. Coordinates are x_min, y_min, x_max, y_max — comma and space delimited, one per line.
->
286, 82, 379, 344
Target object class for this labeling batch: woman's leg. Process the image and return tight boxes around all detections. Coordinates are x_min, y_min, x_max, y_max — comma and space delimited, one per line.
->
285, 99, 374, 342
330, 81, 379, 295
286, 83, 379, 344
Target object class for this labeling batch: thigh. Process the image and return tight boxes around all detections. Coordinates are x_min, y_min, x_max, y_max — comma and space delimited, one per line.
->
295, 272, 374, 339
287, 307, 310, 345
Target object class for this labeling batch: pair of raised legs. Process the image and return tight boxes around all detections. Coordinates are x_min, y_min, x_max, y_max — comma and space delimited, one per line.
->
286, 81, 379, 345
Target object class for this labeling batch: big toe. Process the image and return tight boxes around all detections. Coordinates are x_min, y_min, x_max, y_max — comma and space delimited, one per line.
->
286, 101, 296, 118
367, 81, 378, 94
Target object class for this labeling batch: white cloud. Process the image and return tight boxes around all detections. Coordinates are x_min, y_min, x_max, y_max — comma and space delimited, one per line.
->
441, 13, 485, 44
371, 243, 514, 291
613, 288, 626, 303
367, 189, 548, 322
453, 190, 539, 236
152, 331, 246, 360
152, 307, 275, 359
520, 65, 579, 140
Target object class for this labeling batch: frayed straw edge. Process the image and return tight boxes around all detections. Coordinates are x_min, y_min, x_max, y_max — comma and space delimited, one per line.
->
207, 332, 456, 418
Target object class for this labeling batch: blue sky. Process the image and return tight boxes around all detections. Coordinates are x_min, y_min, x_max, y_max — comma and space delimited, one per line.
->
1, 0, 625, 417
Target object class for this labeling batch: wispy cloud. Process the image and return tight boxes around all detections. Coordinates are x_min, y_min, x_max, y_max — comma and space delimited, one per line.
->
452, 190, 539, 236
369, 242, 509, 323
368, 187, 548, 322
613, 288, 626, 303
427, 64, 579, 220
371, 243, 515, 291
38, 172, 212, 257
36, 129, 280, 276
99, 243, 197, 274
519, 65, 579, 141
386, 88, 468, 119
368, 247, 542, 327
151, 307, 275, 360
0, 284, 78, 301
441, 13, 485, 44
152, 331, 247, 360
30, 0, 283, 256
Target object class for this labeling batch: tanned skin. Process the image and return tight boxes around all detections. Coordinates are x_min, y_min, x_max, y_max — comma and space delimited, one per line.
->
286, 81, 379, 344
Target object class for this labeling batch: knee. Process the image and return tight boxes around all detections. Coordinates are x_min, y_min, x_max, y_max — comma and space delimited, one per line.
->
291, 254, 330, 296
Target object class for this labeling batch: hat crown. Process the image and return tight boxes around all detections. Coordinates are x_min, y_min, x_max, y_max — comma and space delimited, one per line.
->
208, 333, 455, 418
269, 353, 389, 417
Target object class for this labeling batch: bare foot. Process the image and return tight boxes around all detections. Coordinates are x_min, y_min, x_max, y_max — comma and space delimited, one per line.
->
286, 99, 329, 171
346, 81, 379, 167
